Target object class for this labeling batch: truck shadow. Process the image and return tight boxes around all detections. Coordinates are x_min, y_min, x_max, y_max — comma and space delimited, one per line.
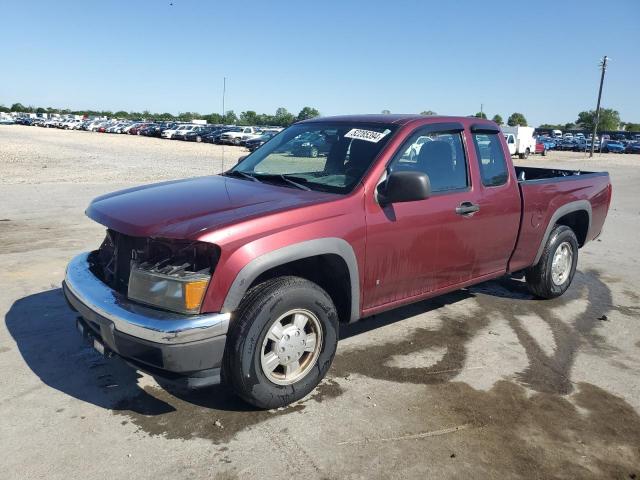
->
4, 288, 248, 415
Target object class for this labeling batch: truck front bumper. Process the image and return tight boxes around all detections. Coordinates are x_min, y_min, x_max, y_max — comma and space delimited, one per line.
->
62, 252, 231, 387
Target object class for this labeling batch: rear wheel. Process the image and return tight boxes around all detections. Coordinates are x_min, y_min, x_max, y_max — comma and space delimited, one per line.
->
525, 224, 578, 299
233, 137, 241, 145
309, 146, 319, 158
196, 135, 202, 143
223, 276, 339, 409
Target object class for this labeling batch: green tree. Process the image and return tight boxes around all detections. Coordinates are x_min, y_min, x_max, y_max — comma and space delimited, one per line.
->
492, 114, 503, 125
576, 108, 620, 132
203, 113, 223, 124
10, 103, 26, 112
158, 112, 176, 121
623, 122, 640, 132
114, 111, 129, 119
274, 107, 295, 126
564, 122, 576, 131
381, 109, 391, 114
0, 105, 10, 113
239, 110, 259, 125
474, 112, 487, 119
507, 112, 528, 126
297, 106, 320, 121
420, 110, 437, 115
538, 123, 563, 130
223, 110, 238, 124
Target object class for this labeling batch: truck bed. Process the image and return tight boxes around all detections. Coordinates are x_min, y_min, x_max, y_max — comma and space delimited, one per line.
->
514, 166, 608, 183
508, 166, 611, 272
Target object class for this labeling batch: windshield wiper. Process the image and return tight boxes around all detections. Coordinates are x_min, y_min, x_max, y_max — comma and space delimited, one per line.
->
253, 173, 311, 191
224, 170, 261, 182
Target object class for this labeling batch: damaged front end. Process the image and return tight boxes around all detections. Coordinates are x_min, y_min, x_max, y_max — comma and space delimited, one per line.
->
89, 229, 220, 315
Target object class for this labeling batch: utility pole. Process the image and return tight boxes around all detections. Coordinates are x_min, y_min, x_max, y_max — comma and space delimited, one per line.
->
480, 103, 483, 118
590, 56, 608, 158
222, 76, 226, 123
221, 76, 226, 173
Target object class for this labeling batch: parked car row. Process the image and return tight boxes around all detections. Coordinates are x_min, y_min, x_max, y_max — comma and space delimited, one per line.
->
13, 116, 640, 155
14, 116, 284, 148
535, 130, 640, 154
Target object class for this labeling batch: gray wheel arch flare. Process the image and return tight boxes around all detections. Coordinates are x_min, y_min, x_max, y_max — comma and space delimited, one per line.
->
533, 200, 592, 265
221, 238, 360, 323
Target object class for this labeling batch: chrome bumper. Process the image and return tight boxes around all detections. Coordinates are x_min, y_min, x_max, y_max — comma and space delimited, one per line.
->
63, 252, 230, 344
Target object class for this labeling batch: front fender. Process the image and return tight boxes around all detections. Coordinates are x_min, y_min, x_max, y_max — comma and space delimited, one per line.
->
219, 237, 360, 322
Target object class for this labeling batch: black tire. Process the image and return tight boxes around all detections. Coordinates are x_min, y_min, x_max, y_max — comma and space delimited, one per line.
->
223, 276, 339, 409
309, 146, 319, 158
519, 152, 525, 159
525, 225, 578, 299
233, 137, 241, 145
541, 148, 547, 156
196, 135, 202, 143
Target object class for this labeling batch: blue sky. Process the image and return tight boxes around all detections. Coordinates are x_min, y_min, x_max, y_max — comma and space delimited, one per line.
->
1, 0, 638, 126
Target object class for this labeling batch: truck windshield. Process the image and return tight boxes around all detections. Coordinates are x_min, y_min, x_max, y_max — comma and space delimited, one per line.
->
230, 122, 397, 194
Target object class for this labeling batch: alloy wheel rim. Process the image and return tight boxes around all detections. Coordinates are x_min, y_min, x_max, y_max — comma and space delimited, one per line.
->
260, 309, 322, 385
551, 241, 573, 285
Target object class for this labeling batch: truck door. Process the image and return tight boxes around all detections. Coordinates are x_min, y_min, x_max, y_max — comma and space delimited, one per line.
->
466, 126, 521, 277
363, 123, 483, 309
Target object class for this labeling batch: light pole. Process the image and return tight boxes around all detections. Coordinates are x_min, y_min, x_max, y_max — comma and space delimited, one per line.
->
590, 56, 608, 158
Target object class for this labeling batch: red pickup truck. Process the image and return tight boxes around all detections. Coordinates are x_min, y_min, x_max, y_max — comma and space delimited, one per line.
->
63, 115, 611, 408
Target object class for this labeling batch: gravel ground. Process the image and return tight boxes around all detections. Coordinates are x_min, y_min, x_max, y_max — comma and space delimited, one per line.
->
1, 125, 639, 479
0, 125, 243, 184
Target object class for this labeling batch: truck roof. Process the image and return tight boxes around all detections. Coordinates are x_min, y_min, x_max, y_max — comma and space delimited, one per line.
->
299, 114, 497, 127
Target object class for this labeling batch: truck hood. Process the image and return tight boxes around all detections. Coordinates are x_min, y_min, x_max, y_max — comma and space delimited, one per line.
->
86, 175, 336, 239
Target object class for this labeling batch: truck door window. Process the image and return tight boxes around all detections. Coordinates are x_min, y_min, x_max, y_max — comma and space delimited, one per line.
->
389, 131, 468, 193
472, 133, 508, 187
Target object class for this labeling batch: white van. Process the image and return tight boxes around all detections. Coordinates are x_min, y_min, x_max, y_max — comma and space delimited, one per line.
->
502, 126, 536, 159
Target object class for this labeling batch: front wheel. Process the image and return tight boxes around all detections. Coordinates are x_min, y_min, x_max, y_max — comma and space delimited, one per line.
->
525, 224, 578, 299
223, 276, 339, 409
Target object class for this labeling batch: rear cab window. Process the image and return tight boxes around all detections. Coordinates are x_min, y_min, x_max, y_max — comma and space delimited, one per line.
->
472, 133, 509, 187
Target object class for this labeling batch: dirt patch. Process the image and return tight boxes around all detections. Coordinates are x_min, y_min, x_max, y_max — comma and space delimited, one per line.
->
333, 269, 613, 395
431, 380, 640, 479
113, 378, 342, 444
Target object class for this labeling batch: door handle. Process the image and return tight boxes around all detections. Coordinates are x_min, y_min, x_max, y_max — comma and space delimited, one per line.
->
455, 201, 480, 215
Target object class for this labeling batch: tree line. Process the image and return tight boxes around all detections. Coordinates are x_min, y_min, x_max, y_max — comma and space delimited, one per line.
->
0, 103, 321, 127
416, 108, 639, 132
4, 101, 638, 132
417, 109, 527, 127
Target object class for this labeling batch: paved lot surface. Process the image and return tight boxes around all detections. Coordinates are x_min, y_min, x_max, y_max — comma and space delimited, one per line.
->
1, 125, 639, 479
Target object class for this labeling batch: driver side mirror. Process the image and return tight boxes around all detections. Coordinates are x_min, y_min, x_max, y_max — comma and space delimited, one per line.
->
237, 155, 247, 165
377, 170, 431, 205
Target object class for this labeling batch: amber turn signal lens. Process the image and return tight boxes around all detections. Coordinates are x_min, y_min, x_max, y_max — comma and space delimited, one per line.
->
184, 279, 209, 311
